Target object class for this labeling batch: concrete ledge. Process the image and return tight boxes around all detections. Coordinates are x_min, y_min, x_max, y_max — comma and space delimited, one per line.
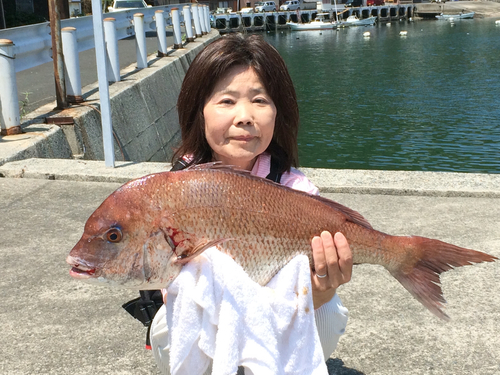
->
1, 158, 500, 197
0, 124, 73, 166
414, 1, 500, 18
0, 158, 171, 183
301, 167, 500, 198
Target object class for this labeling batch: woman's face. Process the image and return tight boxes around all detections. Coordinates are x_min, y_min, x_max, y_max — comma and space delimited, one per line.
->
203, 65, 277, 171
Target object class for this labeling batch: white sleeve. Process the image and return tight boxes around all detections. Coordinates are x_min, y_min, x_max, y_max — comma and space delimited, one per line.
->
314, 293, 349, 360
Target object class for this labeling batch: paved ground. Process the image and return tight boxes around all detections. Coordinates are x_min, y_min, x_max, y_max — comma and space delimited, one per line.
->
0, 159, 499, 374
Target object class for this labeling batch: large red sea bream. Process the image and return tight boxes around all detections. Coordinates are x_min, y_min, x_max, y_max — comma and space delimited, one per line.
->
67, 164, 497, 320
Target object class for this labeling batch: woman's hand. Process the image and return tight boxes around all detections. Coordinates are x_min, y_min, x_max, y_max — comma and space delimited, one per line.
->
310, 231, 353, 310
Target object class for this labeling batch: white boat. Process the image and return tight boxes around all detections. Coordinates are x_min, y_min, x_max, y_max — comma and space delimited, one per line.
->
288, 13, 338, 31
435, 11, 475, 20
340, 15, 377, 27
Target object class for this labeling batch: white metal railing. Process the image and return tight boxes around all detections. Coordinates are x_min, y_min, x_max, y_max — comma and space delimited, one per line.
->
0, 3, 211, 135
0, 5, 189, 73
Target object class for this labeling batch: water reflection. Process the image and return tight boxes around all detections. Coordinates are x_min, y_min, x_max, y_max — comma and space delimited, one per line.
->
264, 19, 500, 173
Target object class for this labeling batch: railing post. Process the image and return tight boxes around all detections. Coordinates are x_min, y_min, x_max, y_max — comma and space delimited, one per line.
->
183, 6, 194, 42
191, 4, 202, 38
198, 5, 206, 34
103, 18, 121, 82
201, 5, 209, 34
61, 27, 83, 103
204, 5, 211, 32
133, 13, 147, 69
90, 0, 115, 167
0, 39, 22, 136
155, 10, 168, 56
171, 7, 182, 49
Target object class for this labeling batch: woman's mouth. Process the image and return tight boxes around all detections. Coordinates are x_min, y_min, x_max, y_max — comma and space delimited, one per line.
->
231, 135, 255, 142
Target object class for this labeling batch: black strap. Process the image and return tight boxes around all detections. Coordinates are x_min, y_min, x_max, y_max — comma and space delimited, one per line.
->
265, 156, 283, 183
124, 155, 283, 348
170, 157, 190, 171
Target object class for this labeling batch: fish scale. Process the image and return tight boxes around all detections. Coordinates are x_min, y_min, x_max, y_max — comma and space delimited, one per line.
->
67, 163, 497, 320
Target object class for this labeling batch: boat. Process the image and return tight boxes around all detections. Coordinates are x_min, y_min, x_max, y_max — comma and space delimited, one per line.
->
340, 15, 377, 27
288, 13, 338, 31
435, 11, 475, 20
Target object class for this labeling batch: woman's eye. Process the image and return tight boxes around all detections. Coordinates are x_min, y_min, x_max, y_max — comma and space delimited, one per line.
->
254, 97, 269, 104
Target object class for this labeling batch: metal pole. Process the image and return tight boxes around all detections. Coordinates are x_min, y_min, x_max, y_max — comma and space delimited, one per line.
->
183, 6, 194, 42
48, 0, 68, 109
134, 13, 147, 69
204, 6, 210, 31
0, 39, 21, 136
201, 5, 208, 34
61, 27, 83, 103
155, 10, 168, 56
198, 5, 206, 34
91, 0, 115, 167
191, 4, 202, 38
206, 6, 211, 31
171, 8, 182, 49
103, 17, 121, 82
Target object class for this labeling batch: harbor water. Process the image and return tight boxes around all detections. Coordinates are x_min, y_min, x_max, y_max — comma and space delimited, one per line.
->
262, 19, 500, 173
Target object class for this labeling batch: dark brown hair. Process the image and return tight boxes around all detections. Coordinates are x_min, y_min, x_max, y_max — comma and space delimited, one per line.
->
173, 34, 299, 173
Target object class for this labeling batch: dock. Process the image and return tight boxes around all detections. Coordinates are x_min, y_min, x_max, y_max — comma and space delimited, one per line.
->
213, 4, 416, 33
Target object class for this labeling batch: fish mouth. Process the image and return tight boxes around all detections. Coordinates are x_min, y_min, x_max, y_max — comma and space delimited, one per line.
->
66, 255, 96, 279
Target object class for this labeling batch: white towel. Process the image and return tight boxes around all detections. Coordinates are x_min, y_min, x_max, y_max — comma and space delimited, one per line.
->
164, 247, 328, 375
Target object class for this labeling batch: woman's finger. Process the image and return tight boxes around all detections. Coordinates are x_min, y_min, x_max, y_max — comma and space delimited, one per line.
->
321, 231, 339, 279
311, 235, 327, 279
333, 232, 353, 282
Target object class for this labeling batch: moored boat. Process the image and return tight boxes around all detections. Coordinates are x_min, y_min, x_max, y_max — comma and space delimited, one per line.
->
340, 15, 377, 27
288, 13, 338, 31
435, 11, 475, 20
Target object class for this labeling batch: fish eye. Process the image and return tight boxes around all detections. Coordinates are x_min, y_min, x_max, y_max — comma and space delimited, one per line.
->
106, 228, 122, 243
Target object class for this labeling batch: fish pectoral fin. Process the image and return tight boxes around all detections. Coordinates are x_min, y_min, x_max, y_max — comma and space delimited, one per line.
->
174, 238, 233, 264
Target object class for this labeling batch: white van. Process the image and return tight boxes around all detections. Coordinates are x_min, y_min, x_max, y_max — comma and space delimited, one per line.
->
280, 0, 300, 10
255, 1, 277, 12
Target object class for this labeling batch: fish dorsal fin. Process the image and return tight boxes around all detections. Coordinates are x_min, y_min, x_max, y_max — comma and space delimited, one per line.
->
308, 194, 373, 229
182, 162, 373, 229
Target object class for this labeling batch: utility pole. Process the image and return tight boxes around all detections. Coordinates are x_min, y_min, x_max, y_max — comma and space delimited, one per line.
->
48, 0, 68, 109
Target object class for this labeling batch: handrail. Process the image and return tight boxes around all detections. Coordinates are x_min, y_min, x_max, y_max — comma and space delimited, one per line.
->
0, 2, 209, 135
0, 4, 190, 73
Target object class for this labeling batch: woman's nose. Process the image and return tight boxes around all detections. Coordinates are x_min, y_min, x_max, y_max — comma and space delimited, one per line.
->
234, 102, 253, 125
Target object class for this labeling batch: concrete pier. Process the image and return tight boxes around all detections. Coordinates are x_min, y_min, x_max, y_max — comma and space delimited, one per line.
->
0, 158, 499, 374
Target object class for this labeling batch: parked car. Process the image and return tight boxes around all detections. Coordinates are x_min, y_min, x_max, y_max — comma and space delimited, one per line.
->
108, 0, 151, 12
280, 0, 300, 11
367, 0, 384, 5
255, 1, 277, 12
345, 0, 363, 7
240, 7, 255, 13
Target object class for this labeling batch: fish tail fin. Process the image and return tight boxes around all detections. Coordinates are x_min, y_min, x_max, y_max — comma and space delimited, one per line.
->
390, 236, 497, 320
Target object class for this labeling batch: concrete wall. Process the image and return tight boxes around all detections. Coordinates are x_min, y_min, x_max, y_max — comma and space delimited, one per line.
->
12, 31, 220, 166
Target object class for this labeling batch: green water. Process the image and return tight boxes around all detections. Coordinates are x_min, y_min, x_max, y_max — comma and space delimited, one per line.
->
263, 19, 500, 173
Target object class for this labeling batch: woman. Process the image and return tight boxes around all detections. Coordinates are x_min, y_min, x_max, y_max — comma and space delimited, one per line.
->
150, 33, 353, 374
